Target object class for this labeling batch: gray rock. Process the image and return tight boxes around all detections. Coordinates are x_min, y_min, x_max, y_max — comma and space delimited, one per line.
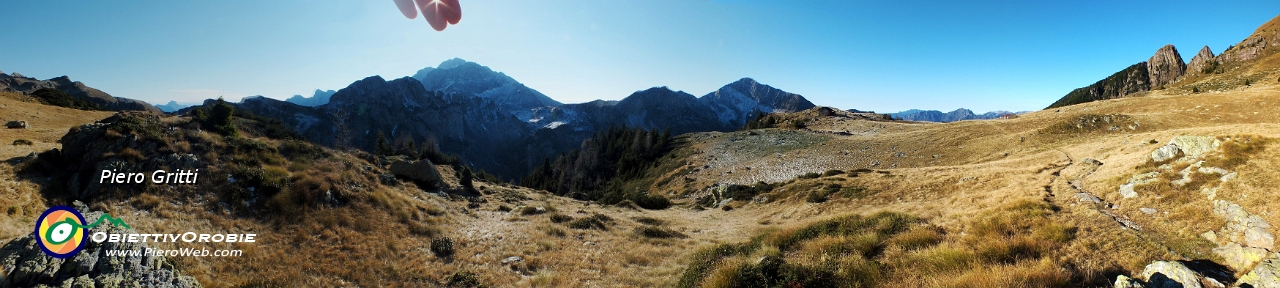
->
1140, 261, 1203, 288
1213, 242, 1269, 271
1170, 136, 1221, 159
1140, 208, 1158, 214
1119, 184, 1139, 198
1075, 193, 1103, 203
1113, 275, 1144, 288
388, 158, 444, 190
1151, 144, 1180, 162
1239, 253, 1280, 288
1214, 200, 1275, 250
0, 210, 200, 288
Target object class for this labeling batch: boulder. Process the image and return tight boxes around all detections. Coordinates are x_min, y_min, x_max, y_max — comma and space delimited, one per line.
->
1170, 136, 1220, 159
1239, 254, 1280, 288
1114, 275, 1145, 288
1151, 144, 1180, 162
5, 120, 28, 129
388, 158, 444, 189
1140, 261, 1203, 288
1213, 242, 1269, 271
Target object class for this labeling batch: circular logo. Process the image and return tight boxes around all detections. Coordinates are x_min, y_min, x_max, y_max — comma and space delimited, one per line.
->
34, 206, 88, 258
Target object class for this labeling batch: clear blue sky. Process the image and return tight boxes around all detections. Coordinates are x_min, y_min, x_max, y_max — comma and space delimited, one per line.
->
2, 1, 1277, 113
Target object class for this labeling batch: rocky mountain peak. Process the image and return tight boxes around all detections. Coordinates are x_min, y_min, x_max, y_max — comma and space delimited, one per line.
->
1186, 45, 1217, 75
1146, 44, 1186, 89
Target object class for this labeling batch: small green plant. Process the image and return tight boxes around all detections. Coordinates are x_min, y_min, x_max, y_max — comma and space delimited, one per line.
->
430, 237, 455, 258
822, 169, 845, 177
518, 206, 545, 216
633, 217, 664, 226
634, 226, 685, 239
445, 271, 485, 288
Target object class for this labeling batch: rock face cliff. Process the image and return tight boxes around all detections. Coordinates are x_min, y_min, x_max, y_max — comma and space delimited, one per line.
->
1048, 62, 1151, 109
1186, 46, 1218, 76
284, 89, 337, 107
0, 73, 160, 113
1146, 44, 1187, 89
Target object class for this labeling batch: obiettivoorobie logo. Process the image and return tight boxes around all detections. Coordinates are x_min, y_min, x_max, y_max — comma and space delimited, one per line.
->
34, 206, 130, 258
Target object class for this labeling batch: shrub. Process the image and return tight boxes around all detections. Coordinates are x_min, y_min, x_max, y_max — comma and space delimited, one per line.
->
798, 172, 822, 179
518, 206, 545, 216
633, 193, 671, 210
566, 213, 612, 230
430, 237, 455, 258
822, 169, 845, 176
445, 271, 485, 288
805, 190, 829, 203
633, 217, 664, 226
635, 226, 685, 239
12, 139, 33, 145
548, 213, 573, 223
30, 88, 100, 110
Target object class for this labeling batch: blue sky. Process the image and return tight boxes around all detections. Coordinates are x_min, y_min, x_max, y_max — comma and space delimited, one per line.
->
1, 1, 1277, 113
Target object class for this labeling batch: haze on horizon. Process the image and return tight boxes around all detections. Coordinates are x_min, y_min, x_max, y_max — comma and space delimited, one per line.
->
1, 0, 1277, 113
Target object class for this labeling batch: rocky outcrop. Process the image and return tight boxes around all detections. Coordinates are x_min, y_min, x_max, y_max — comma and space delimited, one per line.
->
0, 73, 161, 113
1186, 46, 1218, 75
0, 205, 200, 287
1238, 254, 1280, 288
1146, 44, 1187, 89
388, 158, 444, 189
889, 108, 1014, 122
1047, 62, 1150, 109
1216, 15, 1280, 66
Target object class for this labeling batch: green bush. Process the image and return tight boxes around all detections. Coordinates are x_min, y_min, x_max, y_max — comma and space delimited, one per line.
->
445, 271, 485, 288
635, 226, 685, 239
430, 237, 455, 258
30, 88, 100, 110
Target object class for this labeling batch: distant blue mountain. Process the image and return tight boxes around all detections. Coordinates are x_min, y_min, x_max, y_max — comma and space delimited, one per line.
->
889, 108, 1017, 122
155, 100, 200, 113
285, 89, 337, 107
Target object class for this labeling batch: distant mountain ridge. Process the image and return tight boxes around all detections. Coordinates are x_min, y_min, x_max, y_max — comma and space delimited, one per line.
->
285, 89, 337, 107
233, 59, 823, 179
0, 72, 160, 113
412, 58, 560, 119
890, 109, 1014, 122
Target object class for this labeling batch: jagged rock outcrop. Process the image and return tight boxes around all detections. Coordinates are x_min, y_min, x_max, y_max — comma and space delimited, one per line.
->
1147, 45, 1187, 89
1047, 62, 1150, 109
1238, 254, 1280, 288
0, 73, 161, 113
0, 205, 201, 287
1186, 46, 1218, 75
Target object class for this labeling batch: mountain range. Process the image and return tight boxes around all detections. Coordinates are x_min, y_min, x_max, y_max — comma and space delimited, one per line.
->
228, 58, 817, 179
0, 72, 160, 113
888, 109, 1015, 122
